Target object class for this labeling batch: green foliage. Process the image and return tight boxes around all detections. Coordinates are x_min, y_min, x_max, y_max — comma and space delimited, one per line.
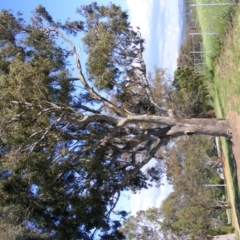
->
122, 136, 228, 240
171, 66, 210, 116
161, 136, 228, 238
120, 208, 162, 240
0, 8, 84, 239
173, 67, 201, 90
0, 8, 113, 239
0, 4, 166, 239
81, 2, 142, 91
208, 226, 235, 236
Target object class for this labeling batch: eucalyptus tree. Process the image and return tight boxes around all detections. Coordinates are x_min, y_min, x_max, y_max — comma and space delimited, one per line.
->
120, 208, 163, 240
0, 3, 231, 239
160, 136, 229, 239
171, 66, 209, 117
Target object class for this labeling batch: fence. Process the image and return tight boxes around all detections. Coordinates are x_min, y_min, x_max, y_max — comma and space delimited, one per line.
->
189, 1, 236, 74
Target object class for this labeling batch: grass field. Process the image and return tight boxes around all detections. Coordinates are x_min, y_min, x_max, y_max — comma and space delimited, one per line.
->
195, 0, 233, 70
193, 0, 240, 238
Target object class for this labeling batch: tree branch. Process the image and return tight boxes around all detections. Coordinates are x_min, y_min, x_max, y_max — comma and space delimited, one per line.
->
52, 27, 129, 117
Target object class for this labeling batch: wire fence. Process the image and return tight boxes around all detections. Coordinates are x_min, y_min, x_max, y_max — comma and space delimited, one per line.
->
188, 0, 237, 74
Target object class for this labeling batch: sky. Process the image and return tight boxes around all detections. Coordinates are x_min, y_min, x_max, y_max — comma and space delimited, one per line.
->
0, 0, 184, 215
126, 0, 184, 76
118, 0, 184, 215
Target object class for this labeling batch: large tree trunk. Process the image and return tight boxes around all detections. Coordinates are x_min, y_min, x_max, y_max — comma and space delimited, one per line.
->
165, 118, 230, 138
76, 114, 231, 139
109, 115, 231, 138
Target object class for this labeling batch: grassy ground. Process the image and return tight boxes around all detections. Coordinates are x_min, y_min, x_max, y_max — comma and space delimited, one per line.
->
194, 1, 240, 238
213, 8, 240, 239
195, 0, 233, 70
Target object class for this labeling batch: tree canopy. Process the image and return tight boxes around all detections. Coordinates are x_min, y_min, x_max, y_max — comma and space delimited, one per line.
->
122, 136, 233, 240
171, 66, 210, 117
0, 3, 232, 239
120, 208, 163, 240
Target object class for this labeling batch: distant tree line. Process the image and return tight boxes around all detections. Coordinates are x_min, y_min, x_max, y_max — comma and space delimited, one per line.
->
121, 136, 234, 239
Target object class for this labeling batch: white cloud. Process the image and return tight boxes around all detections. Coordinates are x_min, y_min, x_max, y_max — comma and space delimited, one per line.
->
159, 0, 166, 9
130, 188, 155, 215
155, 176, 173, 207
126, 0, 157, 67
126, 0, 153, 40
161, 0, 183, 76
130, 160, 173, 215
126, 0, 183, 76
130, 176, 173, 215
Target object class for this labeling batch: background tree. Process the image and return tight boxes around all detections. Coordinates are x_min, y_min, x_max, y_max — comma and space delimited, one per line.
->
169, 66, 210, 117
160, 136, 232, 239
122, 136, 233, 240
120, 208, 163, 240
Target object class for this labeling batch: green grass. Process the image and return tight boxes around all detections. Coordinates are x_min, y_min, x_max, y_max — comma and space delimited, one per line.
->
212, 4, 240, 115
195, 0, 234, 70
193, 0, 240, 238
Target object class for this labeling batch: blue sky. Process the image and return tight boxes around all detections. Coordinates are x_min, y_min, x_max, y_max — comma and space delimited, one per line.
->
0, 0, 128, 20
1, 0, 184, 215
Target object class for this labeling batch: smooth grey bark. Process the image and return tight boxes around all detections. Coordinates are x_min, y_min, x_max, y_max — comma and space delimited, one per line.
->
73, 114, 231, 139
